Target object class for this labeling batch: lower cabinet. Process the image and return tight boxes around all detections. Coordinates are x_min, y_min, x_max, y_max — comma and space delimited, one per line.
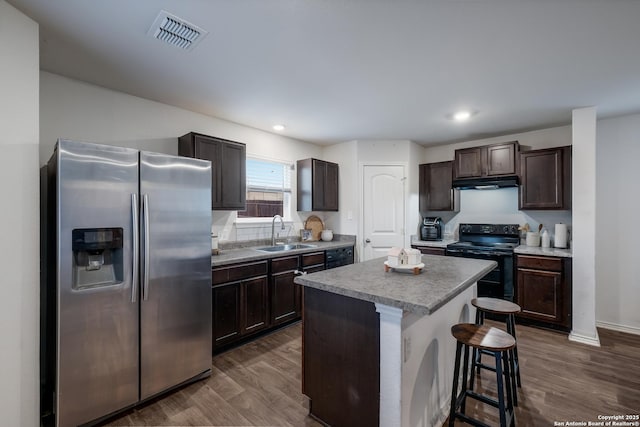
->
211, 250, 336, 353
515, 254, 572, 330
212, 260, 269, 350
271, 255, 301, 326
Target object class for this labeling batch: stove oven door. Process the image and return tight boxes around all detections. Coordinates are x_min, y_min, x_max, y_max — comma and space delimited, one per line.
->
445, 249, 507, 300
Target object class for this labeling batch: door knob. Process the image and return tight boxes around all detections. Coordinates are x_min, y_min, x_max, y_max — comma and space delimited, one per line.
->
365, 238, 371, 243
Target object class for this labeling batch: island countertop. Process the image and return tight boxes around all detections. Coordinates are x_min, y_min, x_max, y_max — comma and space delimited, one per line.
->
295, 255, 496, 316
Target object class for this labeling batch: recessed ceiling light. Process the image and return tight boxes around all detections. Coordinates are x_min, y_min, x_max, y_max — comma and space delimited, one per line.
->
272, 124, 286, 131
452, 111, 472, 122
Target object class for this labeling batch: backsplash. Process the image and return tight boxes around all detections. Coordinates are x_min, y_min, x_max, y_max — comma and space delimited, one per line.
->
437, 188, 572, 246
211, 211, 334, 243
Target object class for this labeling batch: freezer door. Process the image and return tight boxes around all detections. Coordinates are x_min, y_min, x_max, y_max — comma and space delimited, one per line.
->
139, 151, 212, 399
54, 140, 140, 426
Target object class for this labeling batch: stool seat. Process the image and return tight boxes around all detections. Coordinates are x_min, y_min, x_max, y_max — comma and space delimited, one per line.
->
472, 297, 521, 315
451, 323, 515, 352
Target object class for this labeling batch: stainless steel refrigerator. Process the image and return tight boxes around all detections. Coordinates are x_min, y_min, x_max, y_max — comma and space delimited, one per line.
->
40, 140, 212, 427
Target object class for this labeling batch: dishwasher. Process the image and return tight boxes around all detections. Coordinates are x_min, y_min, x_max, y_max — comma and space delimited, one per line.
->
325, 246, 355, 269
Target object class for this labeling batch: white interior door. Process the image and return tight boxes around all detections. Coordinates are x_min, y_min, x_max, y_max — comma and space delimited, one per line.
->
362, 165, 406, 261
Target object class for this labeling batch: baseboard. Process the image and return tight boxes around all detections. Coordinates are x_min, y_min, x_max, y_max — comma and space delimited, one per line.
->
596, 320, 640, 336
568, 331, 601, 347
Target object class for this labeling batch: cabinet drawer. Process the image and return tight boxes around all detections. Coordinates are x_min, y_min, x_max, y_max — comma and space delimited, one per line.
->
302, 252, 325, 267
271, 255, 299, 273
517, 255, 563, 272
212, 260, 268, 285
412, 246, 445, 256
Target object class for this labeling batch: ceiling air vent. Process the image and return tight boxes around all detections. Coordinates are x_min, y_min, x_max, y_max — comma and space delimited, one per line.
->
148, 10, 208, 51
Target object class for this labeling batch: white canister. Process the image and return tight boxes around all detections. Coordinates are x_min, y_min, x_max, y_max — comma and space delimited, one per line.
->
541, 230, 550, 248
526, 232, 540, 247
321, 229, 334, 241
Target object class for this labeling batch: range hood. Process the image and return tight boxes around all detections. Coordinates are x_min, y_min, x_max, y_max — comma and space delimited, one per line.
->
452, 176, 520, 190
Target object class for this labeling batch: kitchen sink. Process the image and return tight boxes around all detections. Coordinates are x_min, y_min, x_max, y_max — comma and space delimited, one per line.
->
255, 243, 318, 252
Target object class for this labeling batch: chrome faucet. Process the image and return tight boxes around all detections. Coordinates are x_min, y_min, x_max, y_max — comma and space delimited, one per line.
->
271, 214, 285, 246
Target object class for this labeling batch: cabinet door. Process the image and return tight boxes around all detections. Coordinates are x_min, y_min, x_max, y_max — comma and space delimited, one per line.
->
212, 282, 241, 349
453, 147, 483, 179
311, 159, 326, 210
192, 135, 222, 207
242, 276, 269, 335
219, 141, 246, 210
519, 147, 570, 210
516, 268, 564, 324
419, 162, 456, 212
271, 270, 299, 325
323, 161, 339, 211
486, 142, 517, 176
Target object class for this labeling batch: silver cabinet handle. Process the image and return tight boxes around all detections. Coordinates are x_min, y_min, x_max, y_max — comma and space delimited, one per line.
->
294, 270, 307, 276
131, 194, 139, 303
142, 194, 150, 301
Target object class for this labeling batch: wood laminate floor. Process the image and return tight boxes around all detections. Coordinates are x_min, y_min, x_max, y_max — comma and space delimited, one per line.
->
102, 321, 640, 427
102, 324, 321, 427
449, 320, 640, 426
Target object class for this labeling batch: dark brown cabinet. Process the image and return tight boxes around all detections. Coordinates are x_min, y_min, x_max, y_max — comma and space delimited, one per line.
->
419, 161, 458, 212
211, 248, 347, 353
453, 141, 519, 180
270, 255, 301, 325
297, 158, 339, 211
516, 255, 572, 330
211, 282, 241, 347
519, 146, 571, 210
179, 132, 246, 210
211, 260, 269, 351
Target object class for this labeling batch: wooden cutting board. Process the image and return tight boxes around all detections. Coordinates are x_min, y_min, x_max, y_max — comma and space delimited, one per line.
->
304, 215, 324, 241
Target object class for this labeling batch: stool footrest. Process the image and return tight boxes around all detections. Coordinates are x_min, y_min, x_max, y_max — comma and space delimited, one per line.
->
454, 412, 493, 427
475, 362, 497, 373
466, 390, 499, 409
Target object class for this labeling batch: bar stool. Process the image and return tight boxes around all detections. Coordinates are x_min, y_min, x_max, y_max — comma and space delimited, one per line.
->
471, 297, 522, 406
449, 323, 516, 427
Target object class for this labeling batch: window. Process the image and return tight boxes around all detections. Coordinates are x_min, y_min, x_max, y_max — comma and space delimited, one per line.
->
237, 158, 292, 219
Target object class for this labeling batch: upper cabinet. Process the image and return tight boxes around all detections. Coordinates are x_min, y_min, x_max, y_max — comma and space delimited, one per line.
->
519, 146, 571, 210
453, 141, 519, 180
179, 132, 246, 210
419, 161, 459, 212
297, 158, 339, 211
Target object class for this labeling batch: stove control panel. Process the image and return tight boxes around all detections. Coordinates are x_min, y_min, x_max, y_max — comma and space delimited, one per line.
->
459, 223, 519, 237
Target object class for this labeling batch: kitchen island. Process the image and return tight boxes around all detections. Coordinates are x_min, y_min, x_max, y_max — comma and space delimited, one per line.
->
295, 255, 496, 427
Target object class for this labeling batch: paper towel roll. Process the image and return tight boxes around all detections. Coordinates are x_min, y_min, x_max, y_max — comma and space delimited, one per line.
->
554, 224, 568, 248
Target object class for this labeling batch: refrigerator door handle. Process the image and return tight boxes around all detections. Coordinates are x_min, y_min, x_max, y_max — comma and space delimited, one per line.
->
131, 193, 139, 303
142, 194, 151, 301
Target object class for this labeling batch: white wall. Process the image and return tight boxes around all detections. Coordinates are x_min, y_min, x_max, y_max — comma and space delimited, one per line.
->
423, 125, 572, 163
323, 140, 359, 236
0, 2, 40, 425
596, 113, 640, 334
423, 126, 573, 241
40, 72, 323, 242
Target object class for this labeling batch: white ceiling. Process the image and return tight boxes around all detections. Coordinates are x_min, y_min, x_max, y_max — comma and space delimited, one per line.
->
8, 0, 640, 146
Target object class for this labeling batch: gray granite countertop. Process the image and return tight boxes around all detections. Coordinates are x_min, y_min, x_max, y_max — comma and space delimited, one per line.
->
295, 255, 496, 316
514, 245, 572, 258
211, 236, 356, 267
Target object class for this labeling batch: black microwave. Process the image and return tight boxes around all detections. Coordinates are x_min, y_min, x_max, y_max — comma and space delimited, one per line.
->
420, 217, 443, 241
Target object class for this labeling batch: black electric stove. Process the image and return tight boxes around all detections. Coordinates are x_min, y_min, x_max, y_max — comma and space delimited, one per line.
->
446, 223, 520, 301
